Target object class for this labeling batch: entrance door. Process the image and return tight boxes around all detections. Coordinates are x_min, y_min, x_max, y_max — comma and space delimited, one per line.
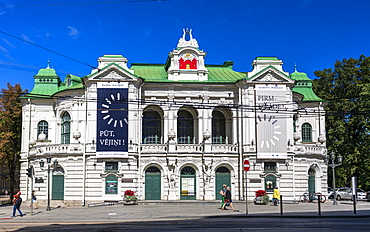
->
215, 167, 231, 200
180, 166, 196, 200
52, 175, 64, 200
145, 166, 161, 200
308, 168, 316, 195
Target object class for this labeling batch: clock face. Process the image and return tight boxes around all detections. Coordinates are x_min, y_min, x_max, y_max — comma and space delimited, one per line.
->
258, 114, 282, 149
101, 92, 127, 128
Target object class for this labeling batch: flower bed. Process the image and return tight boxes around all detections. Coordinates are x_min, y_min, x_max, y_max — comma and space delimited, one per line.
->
124, 190, 138, 205
254, 190, 269, 205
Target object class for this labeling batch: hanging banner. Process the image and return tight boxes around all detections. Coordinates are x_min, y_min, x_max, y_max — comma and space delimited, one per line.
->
255, 84, 287, 159
96, 82, 129, 158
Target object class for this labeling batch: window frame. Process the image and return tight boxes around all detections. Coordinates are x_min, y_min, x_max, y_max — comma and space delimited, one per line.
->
61, 112, 71, 144
105, 175, 118, 194
142, 110, 162, 144
212, 111, 226, 144
301, 123, 312, 142
177, 110, 194, 144
37, 120, 49, 140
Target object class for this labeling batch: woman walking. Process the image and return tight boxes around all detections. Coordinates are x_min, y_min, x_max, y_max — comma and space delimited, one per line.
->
221, 186, 236, 211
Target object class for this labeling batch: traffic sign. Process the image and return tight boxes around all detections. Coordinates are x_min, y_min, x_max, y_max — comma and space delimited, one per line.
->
243, 160, 250, 171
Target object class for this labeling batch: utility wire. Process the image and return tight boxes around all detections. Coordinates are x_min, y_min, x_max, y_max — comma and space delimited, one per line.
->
0, 0, 166, 7
0, 61, 85, 76
0, 30, 97, 69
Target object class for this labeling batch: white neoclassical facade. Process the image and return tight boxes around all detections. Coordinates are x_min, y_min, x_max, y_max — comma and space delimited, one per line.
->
20, 30, 328, 206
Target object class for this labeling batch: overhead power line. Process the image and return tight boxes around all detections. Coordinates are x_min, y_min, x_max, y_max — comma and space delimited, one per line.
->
0, 30, 97, 70
0, 0, 166, 7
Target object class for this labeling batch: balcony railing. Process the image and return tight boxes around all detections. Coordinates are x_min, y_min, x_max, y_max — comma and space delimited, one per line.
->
28, 142, 323, 156
295, 144, 325, 155
29, 143, 83, 156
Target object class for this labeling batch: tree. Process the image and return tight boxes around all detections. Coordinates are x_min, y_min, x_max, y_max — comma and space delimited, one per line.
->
313, 55, 370, 190
0, 83, 26, 199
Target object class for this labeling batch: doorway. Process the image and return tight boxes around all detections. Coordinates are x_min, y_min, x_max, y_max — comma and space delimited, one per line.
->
215, 166, 231, 200
145, 166, 161, 200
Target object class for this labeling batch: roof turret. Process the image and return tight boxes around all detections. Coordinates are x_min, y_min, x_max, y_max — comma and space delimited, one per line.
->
290, 67, 323, 102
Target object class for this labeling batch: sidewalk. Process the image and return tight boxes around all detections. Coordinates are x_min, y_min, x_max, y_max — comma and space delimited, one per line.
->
1, 200, 369, 223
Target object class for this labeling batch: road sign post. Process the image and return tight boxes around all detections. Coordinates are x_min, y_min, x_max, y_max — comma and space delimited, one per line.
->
243, 160, 250, 215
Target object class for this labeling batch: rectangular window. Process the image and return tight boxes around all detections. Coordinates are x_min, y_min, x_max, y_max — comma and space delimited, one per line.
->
264, 162, 276, 173
105, 175, 118, 194
105, 162, 118, 172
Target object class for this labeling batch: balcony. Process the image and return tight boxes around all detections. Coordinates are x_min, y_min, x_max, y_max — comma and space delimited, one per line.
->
29, 143, 84, 157
294, 144, 325, 155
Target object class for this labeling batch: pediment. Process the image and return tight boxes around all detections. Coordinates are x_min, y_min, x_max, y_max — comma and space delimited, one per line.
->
247, 66, 294, 84
88, 63, 138, 82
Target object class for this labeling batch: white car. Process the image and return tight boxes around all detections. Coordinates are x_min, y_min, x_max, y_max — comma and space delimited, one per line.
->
331, 187, 366, 201
356, 188, 366, 200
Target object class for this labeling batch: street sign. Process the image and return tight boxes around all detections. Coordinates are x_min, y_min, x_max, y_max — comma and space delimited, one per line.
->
243, 160, 250, 172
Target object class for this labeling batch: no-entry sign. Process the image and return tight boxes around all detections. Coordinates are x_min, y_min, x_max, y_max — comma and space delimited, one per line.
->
243, 160, 250, 171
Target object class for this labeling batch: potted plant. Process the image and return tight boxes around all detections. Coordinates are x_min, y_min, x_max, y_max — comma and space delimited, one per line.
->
254, 190, 269, 205
124, 190, 138, 205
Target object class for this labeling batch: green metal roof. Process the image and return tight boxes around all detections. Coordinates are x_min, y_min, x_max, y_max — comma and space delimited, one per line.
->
86, 62, 141, 79
290, 71, 324, 102
23, 59, 324, 103
243, 65, 290, 80
290, 70, 311, 81
23, 68, 84, 98
131, 62, 245, 83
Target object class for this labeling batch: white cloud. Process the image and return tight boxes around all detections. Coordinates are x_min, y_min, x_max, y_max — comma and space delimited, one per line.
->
67, 26, 79, 39
0, 45, 8, 53
0, 0, 14, 16
1, 38, 14, 48
21, 34, 34, 43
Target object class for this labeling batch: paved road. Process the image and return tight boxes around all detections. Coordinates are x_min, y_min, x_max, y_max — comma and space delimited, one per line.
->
0, 200, 369, 231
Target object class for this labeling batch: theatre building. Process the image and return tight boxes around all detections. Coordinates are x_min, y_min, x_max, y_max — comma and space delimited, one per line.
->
19, 30, 328, 206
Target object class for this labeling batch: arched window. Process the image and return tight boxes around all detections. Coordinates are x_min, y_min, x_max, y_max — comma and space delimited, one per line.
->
181, 166, 196, 175
61, 112, 71, 144
177, 110, 193, 144
146, 166, 160, 173
212, 111, 226, 144
37, 120, 49, 140
142, 110, 162, 144
302, 123, 312, 142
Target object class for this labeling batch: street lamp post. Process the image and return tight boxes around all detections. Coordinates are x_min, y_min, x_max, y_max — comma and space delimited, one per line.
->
39, 157, 58, 211
328, 152, 342, 205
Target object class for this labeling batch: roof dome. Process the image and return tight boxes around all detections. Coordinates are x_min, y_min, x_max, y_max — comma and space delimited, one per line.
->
290, 71, 311, 81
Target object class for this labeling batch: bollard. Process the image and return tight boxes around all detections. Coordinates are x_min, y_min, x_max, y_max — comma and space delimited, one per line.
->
318, 194, 321, 215
280, 195, 283, 215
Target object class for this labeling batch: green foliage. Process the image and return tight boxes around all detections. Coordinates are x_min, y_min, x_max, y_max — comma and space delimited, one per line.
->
0, 83, 26, 198
313, 55, 370, 190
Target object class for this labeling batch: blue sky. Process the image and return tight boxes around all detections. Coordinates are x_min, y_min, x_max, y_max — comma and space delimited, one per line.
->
1, 0, 370, 92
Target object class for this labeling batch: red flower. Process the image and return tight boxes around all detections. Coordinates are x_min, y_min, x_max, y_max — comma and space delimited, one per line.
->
124, 190, 135, 196
255, 190, 267, 197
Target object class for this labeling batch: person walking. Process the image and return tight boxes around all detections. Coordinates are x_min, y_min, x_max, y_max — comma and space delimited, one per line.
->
12, 191, 24, 217
219, 184, 227, 209
222, 186, 236, 210
273, 186, 280, 206
32, 190, 37, 209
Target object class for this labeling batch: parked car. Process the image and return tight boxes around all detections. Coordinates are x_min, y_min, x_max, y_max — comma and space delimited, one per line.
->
367, 191, 370, 202
328, 187, 366, 200
327, 187, 335, 197
356, 188, 366, 200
